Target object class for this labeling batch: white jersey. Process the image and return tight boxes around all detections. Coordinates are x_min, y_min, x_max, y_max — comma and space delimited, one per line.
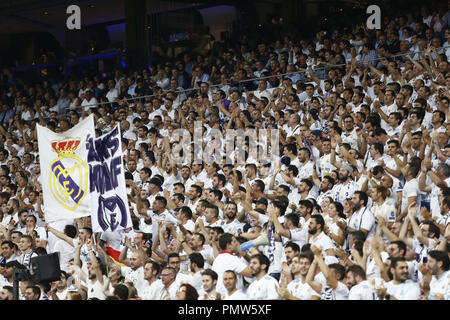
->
320, 281, 349, 300
212, 252, 248, 296
332, 180, 356, 204
246, 274, 280, 300
385, 280, 421, 300
86, 276, 107, 300
308, 232, 335, 255
222, 219, 245, 235
348, 280, 376, 300
429, 270, 450, 300
223, 289, 249, 300
140, 279, 164, 300
347, 206, 375, 239
286, 278, 320, 300
401, 179, 419, 216
121, 266, 146, 296
319, 153, 339, 179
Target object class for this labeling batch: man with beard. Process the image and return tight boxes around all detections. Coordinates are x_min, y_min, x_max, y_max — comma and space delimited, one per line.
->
140, 261, 163, 300
277, 252, 320, 300
1, 198, 19, 227
332, 164, 356, 204
246, 254, 280, 300
345, 265, 376, 300
371, 186, 396, 236
178, 231, 215, 268
212, 173, 226, 191
180, 166, 195, 192
316, 175, 335, 207
199, 269, 220, 300
295, 200, 314, 234
149, 196, 177, 244
297, 148, 314, 181
222, 202, 244, 235
200, 203, 222, 228
187, 185, 202, 213
211, 233, 253, 296
24, 285, 41, 300
0, 261, 23, 289
295, 179, 314, 201
420, 250, 450, 300
380, 240, 416, 281
269, 209, 307, 250
48, 271, 69, 300
223, 270, 249, 300
147, 177, 163, 209
310, 244, 349, 300
116, 245, 146, 297
375, 257, 420, 300
346, 191, 375, 241
307, 215, 335, 257
283, 242, 300, 265
14, 210, 29, 234
69, 240, 106, 300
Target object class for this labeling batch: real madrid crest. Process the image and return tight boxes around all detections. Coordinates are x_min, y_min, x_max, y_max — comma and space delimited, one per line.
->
49, 137, 88, 210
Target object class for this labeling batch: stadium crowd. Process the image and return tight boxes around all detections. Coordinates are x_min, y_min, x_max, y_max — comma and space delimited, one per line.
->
0, 2, 449, 301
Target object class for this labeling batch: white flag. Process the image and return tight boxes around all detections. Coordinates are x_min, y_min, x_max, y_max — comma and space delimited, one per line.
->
37, 115, 95, 222
87, 125, 132, 233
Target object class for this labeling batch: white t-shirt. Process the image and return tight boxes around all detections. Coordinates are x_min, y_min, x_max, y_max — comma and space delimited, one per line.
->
106, 88, 118, 102
341, 128, 359, 151
347, 206, 375, 239
55, 288, 68, 300
320, 281, 349, 300
319, 153, 340, 179
401, 179, 419, 215
285, 228, 307, 249
385, 280, 420, 300
212, 252, 248, 296
429, 270, 450, 300
52, 239, 76, 273
366, 251, 390, 280
155, 280, 180, 300
222, 219, 245, 235
332, 180, 356, 204
223, 289, 249, 300
86, 277, 107, 300
140, 279, 164, 300
297, 161, 314, 180
308, 232, 335, 255
121, 266, 146, 296
348, 280, 376, 300
286, 278, 320, 300
246, 274, 280, 300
